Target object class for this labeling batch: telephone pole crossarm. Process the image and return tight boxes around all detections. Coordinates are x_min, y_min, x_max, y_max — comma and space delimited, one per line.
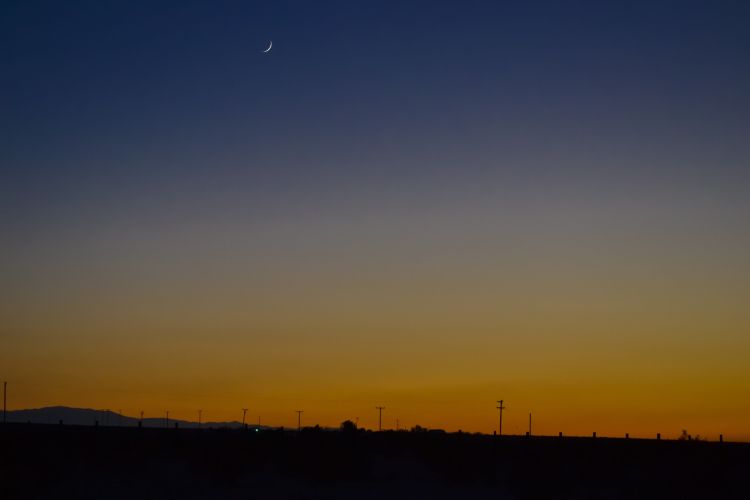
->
496, 400, 506, 436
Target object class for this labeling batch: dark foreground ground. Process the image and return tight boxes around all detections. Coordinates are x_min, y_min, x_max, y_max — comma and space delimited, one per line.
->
2, 424, 748, 499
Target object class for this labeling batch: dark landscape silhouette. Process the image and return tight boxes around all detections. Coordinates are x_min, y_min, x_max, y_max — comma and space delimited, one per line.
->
2, 408, 749, 499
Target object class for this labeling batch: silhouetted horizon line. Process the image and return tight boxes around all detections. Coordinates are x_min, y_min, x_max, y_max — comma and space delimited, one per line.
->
3, 405, 745, 443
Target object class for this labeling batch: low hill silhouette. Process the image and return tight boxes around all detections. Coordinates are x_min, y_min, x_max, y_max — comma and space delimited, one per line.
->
4, 406, 249, 429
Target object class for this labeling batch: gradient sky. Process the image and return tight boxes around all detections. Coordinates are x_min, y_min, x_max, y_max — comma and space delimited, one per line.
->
2, 0, 750, 439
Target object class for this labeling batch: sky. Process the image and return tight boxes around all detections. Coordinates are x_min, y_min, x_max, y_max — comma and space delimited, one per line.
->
2, 0, 749, 439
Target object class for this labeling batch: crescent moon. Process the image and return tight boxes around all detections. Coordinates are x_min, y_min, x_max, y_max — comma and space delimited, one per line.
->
263, 40, 272, 53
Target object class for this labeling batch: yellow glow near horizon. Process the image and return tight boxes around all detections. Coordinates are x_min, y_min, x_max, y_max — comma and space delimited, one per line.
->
2, 177, 749, 441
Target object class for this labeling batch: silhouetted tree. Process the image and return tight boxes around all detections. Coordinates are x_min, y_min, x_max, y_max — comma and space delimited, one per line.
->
340, 420, 357, 433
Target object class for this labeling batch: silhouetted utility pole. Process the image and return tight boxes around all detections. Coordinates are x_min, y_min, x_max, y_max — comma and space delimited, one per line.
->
242, 408, 248, 429
3, 381, 6, 424
295, 410, 303, 431
528, 412, 532, 436
496, 400, 506, 436
140, 411, 144, 427
376, 406, 385, 431
198, 409, 202, 428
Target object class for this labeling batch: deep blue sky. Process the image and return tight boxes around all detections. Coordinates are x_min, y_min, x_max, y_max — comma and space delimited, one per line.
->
4, 1, 749, 211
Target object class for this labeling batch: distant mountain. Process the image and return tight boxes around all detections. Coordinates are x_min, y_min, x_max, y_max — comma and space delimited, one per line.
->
4, 406, 256, 429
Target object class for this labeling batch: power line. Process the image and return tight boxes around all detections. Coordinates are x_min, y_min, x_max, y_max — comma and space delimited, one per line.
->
496, 400, 506, 436
375, 406, 385, 431
528, 412, 532, 437
295, 410, 303, 431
